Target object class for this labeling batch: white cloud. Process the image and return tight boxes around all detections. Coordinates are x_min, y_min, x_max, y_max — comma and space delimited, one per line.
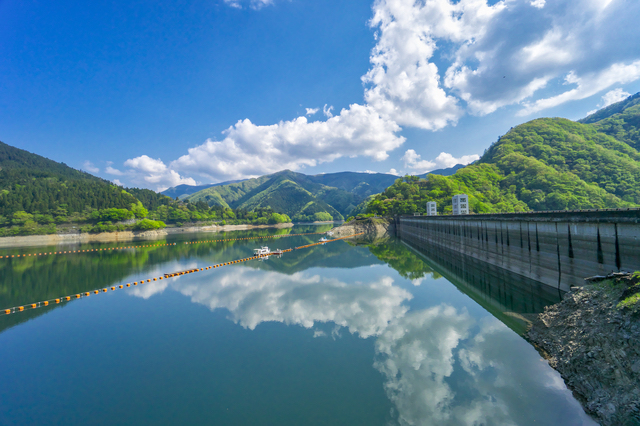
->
401, 149, 479, 173
82, 161, 99, 174
168, 105, 405, 182
366, 0, 640, 121
585, 87, 631, 115
122, 155, 196, 191
223, 0, 274, 10
105, 166, 124, 176
518, 61, 640, 116
112, 179, 123, 186
601, 88, 631, 107
111, 0, 640, 188
388, 168, 399, 176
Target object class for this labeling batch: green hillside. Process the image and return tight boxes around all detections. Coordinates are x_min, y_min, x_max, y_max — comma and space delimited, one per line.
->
366, 93, 640, 215
0, 141, 172, 217
0, 141, 174, 234
183, 170, 403, 221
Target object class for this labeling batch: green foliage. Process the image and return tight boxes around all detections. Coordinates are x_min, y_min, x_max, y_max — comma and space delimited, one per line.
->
312, 212, 333, 222
133, 219, 166, 231
367, 111, 640, 216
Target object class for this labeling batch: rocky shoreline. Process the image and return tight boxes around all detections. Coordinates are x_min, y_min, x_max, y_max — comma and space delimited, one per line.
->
526, 272, 640, 426
0, 222, 294, 248
330, 217, 394, 241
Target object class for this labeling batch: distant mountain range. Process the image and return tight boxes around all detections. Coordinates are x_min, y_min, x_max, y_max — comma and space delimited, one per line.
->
162, 166, 463, 221
6, 91, 637, 224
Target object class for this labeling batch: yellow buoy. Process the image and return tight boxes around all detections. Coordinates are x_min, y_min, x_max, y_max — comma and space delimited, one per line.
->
126, 283, 131, 287
31, 303, 37, 309
103, 289, 107, 293
19, 306, 24, 311
4, 309, 10, 315
75, 294, 81, 299
133, 282, 138, 285
119, 285, 123, 289
43, 301, 49, 306
94, 290, 99, 294
85, 292, 90, 296
111, 286, 115, 290
56, 299, 61, 303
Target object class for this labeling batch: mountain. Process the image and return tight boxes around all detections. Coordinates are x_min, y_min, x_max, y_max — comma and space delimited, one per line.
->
182, 170, 402, 221
579, 93, 640, 151
161, 180, 245, 200
418, 164, 465, 178
0, 141, 171, 219
366, 93, 640, 215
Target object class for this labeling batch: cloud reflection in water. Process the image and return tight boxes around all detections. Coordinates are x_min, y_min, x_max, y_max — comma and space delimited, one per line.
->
129, 263, 596, 425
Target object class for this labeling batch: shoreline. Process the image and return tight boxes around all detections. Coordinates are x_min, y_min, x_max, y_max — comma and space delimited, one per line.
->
0, 222, 294, 248
526, 272, 640, 426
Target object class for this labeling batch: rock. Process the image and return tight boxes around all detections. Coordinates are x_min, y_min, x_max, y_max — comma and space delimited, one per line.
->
526, 272, 640, 426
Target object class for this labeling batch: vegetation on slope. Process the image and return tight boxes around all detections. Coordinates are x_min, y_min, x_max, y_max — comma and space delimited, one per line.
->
366, 95, 640, 216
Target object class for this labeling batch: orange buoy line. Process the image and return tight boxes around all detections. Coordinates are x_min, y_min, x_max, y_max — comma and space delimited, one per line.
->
1, 232, 362, 316
0, 243, 178, 260
0, 231, 328, 260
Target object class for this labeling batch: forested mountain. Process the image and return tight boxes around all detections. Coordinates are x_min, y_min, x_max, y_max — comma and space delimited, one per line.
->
0, 141, 170, 217
366, 93, 640, 215
182, 170, 404, 221
0, 141, 174, 234
161, 180, 245, 200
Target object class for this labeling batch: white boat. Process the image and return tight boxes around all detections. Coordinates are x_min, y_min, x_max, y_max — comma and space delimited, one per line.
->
319, 237, 329, 243
253, 246, 270, 255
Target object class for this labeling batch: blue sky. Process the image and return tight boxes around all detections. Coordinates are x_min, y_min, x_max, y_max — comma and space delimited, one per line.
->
2, 0, 640, 191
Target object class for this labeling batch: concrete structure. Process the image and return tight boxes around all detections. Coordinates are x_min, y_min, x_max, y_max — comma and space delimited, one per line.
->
452, 194, 469, 215
396, 209, 640, 292
426, 201, 437, 216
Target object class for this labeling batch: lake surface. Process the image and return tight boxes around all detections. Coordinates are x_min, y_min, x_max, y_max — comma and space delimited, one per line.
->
0, 225, 597, 425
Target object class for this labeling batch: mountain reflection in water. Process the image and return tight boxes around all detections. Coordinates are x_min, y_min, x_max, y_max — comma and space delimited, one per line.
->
0, 230, 596, 425
131, 247, 594, 425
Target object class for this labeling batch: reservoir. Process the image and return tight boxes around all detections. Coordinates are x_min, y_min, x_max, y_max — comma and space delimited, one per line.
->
0, 225, 596, 425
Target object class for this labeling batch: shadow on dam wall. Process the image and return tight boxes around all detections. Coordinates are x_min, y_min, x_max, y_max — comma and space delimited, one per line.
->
397, 210, 640, 293
400, 238, 563, 335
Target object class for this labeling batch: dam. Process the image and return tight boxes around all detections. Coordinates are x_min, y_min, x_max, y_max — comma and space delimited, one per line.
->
396, 209, 640, 292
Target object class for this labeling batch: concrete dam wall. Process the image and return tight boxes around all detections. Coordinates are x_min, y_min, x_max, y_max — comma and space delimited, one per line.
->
397, 210, 640, 292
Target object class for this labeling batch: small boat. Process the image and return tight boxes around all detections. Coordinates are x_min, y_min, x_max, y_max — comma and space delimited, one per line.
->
254, 246, 271, 255
319, 237, 329, 243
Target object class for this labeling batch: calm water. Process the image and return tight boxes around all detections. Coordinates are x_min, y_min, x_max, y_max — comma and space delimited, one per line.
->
0, 225, 596, 425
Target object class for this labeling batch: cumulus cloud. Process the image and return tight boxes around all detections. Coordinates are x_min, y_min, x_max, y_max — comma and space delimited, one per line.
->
122, 155, 196, 191
112, 0, 640, 188
168, 105, 405, 182
585, 87, 632, 116
366, 0, 640, 122
82, 161, 99, 174
401, 150, 479, 173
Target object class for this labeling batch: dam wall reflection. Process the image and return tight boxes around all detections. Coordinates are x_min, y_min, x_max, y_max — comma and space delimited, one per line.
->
397, 211, 640, 292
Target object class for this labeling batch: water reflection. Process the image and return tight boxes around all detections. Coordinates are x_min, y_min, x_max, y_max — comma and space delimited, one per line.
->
0, 230, 596, 425
130, 259, 594, 425
131, 266, 411, 339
